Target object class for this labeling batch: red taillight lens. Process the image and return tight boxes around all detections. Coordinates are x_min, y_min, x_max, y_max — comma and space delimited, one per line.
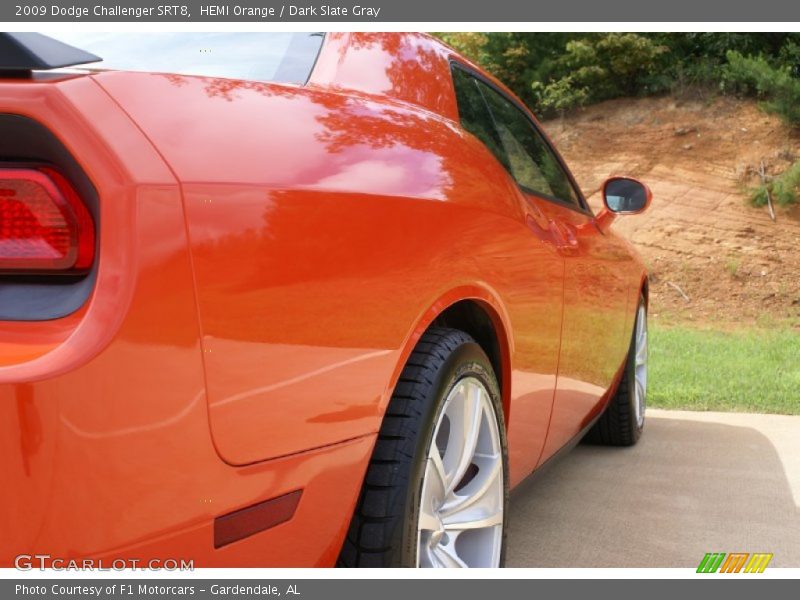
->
0, 167, 94, 273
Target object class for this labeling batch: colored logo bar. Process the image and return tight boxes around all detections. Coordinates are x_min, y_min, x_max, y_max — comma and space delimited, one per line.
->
697, 553, 773, 573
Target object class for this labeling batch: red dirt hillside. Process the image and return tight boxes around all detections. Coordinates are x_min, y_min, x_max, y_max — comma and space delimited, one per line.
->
544, 95, 800, 328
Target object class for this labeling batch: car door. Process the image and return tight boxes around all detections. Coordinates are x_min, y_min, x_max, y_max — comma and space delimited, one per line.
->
468, 75, 632, 466
534, 199, 634, 462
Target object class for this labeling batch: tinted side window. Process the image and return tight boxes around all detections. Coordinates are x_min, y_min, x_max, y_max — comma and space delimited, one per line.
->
451, 67, 509, 171
477, 81, 581, 207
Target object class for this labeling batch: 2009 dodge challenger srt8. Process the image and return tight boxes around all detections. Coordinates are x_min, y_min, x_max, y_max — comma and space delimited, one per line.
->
0, 32, 651, 568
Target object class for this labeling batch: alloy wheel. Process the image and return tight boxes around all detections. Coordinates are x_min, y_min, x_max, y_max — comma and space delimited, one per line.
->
416, 377, 504, 568
633, 303, 648, 428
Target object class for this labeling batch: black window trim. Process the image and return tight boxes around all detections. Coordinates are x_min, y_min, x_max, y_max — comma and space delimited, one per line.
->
448, 59, 594, 217
301, 32, 326, 86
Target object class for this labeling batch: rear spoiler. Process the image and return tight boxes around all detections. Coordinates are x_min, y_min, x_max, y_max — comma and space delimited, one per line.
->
0, 32, 101, 71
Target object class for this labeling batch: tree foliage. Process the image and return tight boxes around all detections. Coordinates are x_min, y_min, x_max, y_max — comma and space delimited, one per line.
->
437, 32, 800, 124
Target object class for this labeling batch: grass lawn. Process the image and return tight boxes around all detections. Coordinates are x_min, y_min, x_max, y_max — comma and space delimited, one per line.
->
649, 325, 800, 414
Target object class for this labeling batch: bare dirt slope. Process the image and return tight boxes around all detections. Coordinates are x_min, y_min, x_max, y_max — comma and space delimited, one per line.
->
544, 95, 800, 328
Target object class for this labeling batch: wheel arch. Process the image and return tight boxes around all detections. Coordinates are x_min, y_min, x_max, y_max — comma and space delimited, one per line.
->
382, 286, 513, 430
640, 274, 650, 307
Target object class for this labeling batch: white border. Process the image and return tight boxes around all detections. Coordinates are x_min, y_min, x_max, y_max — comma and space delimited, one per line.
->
1, 18, 798, 580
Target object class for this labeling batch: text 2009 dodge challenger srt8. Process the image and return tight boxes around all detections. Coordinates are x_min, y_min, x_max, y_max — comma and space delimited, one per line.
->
0, 32, 651, 568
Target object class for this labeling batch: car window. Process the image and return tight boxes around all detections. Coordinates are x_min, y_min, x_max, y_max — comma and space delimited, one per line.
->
451, 67, 510, 171
477, 81, 581, 207
45, 33, 324, 85
451, 65, 582, 209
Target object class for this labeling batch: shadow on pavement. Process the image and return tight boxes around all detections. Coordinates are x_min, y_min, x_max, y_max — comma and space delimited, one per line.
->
508, 413, 800, 567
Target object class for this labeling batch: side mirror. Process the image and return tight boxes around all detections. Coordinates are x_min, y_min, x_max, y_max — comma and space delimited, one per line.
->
595, 176, 652, 232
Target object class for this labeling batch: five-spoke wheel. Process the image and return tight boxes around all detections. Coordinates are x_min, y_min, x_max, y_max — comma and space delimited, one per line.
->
417, 377, 504, 568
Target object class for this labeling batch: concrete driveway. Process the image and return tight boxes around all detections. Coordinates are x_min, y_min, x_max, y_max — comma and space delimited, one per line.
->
508, 409, 800, 567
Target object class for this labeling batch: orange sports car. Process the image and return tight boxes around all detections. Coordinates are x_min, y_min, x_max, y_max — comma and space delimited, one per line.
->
1, 32, 651, 568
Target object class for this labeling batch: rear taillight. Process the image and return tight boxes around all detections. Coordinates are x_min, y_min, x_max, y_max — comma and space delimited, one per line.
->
0, 167, 94, 273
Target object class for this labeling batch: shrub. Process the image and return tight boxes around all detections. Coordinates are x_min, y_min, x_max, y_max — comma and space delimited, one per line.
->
723, 51, 800, 126
531, 76, 590, 117
558, 34, 669, 99
751, 160, 800, 207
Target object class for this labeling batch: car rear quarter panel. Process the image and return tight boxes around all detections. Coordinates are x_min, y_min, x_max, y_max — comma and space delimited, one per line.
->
93, 68, 566, 481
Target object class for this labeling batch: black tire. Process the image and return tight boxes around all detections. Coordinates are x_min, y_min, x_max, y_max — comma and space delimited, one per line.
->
337, 327, 508, 568
584, 298, 647, 447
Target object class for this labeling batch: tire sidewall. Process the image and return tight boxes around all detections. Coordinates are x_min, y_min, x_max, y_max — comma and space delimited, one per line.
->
627, 299, 647, 442
399, 341, 509, 568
